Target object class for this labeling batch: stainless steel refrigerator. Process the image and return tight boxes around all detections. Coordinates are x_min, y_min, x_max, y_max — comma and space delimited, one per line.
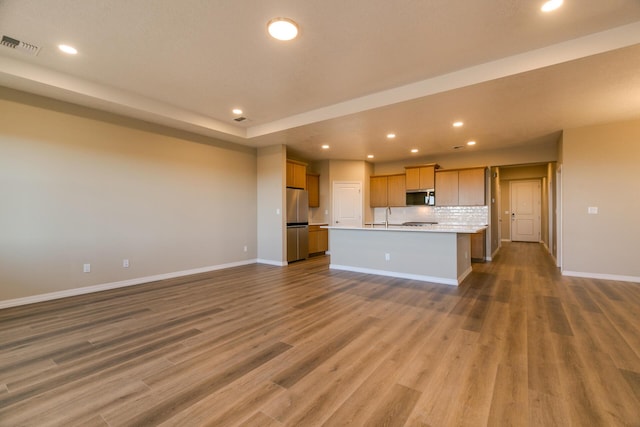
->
286, 188, 309, 262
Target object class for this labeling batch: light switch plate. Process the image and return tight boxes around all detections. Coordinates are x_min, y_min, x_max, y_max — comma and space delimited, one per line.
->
588, 206, 598, 214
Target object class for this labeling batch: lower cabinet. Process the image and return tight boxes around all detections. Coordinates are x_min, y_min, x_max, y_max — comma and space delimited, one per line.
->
471, 229, 486, 262
309, 224, 329, 255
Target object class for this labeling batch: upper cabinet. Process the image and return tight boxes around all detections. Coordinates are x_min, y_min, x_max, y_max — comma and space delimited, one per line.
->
306, 173, 320, 207
387, 174, 407, 206
286, 160, 307, 189
370, 176, 388, 207
458, 168, 486, 205
405, 164, 437, 191
370, 174, 406, 207
435, 167, 486, 206
435, 170, 459, 206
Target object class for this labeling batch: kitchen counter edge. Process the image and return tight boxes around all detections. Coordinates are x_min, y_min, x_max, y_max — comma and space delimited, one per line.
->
323, 225, 487, 234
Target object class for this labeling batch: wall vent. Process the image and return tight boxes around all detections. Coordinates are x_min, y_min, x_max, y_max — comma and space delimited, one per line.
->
1, 35, 40, 56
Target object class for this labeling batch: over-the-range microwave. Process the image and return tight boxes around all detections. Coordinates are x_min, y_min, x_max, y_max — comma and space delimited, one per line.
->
406, 190, 435, 206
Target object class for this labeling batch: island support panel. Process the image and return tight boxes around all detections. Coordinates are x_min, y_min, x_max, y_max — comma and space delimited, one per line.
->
328, 228, 472, 286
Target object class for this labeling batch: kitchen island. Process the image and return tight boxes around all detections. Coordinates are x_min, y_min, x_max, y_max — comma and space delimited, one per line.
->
325, 224, 487, 286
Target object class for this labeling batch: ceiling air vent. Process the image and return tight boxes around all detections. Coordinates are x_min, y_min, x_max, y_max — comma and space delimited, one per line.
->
233, 116, 247, 122
1, 35, 40, 56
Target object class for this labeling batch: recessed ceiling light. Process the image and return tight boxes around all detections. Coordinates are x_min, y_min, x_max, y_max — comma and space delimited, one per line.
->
467, 140, 476, 146
232, 108, 243, 115
267, 18, 299, 41
387, 133, 396, 139
367, 154, 374, 159
453, 121, 464, 127
541, 0, 563, 12
321, 144, 330, 149
58, 44, 77, 55
411, 149, 419, 153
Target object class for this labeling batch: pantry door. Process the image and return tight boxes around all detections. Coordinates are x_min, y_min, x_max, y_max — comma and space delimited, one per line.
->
332, 181, 362, 228
510, 180, 541, 242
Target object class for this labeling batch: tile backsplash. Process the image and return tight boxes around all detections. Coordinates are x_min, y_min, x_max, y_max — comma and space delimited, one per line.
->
373, 205, 488, 225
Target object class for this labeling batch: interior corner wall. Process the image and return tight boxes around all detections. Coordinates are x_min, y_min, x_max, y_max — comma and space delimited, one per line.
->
257, 145, 286, 264
490, 167, 500, 255
562, 118, 640, 280
309, 160, 330, 225
547, 162, 558, 260
0, 90, 258, 303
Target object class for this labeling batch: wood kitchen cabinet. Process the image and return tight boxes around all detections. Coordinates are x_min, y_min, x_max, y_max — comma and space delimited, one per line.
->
435, 170, 459, 206
370, 174, 406, 207
286, 160, 307, 189
308, 224, 328, 255
471, 229, 486, 261
370, 176, 388, 207
306, 173, 320, 207
459, 168, 486, 205
387, 174, 406, 206
405, 164, 437, 191
435, 167, 486, 206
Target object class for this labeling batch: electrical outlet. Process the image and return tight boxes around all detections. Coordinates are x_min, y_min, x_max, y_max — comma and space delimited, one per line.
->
123, 259, 129, 268
83, 263, 91, 273
243, 246, 248, 252
384, 253, 391, 261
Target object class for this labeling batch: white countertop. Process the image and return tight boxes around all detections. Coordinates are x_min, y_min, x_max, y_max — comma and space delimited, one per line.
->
324, 224, 487, 234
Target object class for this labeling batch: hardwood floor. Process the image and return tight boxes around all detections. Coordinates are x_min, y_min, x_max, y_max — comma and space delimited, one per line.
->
1, 242, 639, 426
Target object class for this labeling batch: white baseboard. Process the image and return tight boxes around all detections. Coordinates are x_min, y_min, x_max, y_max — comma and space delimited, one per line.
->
257, 259, 287, 267
562, 270, 640, 284
487, 246, 500, 262
329, 264, 459, 286
0, 259, 258, 310
458, 266, 473, 284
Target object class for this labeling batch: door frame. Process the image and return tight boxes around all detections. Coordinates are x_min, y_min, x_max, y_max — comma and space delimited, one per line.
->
509, 179, 542, 242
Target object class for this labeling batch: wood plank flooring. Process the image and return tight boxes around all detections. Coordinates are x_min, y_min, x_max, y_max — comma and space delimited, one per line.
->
1, 242, 639, 426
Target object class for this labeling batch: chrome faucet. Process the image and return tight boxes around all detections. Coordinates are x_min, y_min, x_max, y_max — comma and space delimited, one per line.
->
385, 206, 391, 228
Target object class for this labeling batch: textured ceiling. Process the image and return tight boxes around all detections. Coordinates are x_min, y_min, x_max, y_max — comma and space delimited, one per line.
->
1, 0, 640, 162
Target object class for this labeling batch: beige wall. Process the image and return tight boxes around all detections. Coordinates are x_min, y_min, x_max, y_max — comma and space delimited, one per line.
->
257, 145, 286, 264
0, 90, 257, 302
490, 167, 500, 256
562, 118, 640, 279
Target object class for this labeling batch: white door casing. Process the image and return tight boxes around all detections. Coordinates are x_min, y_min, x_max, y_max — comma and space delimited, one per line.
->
510, 180, 541, 242
332, 181, 362, 227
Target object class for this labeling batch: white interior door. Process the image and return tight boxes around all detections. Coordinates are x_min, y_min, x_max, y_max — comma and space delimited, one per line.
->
510, 180, 541, 242
332, 181, 362, 227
